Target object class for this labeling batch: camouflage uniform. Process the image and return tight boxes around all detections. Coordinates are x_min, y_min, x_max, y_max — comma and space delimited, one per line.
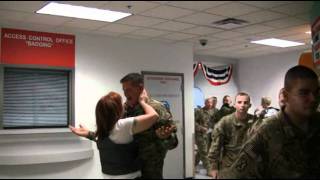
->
215, 104, 236, 123
208, 112, 255, 172
194, 108, 217, 171
219, 111, 320, 178
124, 99, 178, 179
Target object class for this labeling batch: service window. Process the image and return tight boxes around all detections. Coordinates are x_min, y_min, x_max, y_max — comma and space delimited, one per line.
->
0, 66, 74, 129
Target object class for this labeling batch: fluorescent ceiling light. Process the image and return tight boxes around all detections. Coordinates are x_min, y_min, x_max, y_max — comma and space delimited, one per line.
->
250, 38, 304, 48
36, 2, 131, 22
305, 31, 311, 34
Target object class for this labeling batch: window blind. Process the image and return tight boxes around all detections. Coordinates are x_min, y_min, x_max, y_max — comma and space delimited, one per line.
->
3, 68, 69, 129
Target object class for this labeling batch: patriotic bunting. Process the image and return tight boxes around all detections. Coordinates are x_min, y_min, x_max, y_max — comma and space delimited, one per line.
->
193, 62, 233, 86
193, 62, 200, 76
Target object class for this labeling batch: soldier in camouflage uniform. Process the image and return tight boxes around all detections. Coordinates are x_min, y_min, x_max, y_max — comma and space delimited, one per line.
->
207, 96, 219, 153
219, 65, 320, 178
194, 97, 218, 172
75, 73, 178, 179
121, 73, 178, 179
207, 92, 255, 178
215, 95, 236, 123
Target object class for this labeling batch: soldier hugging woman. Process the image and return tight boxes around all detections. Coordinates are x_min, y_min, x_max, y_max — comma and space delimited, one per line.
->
70, 89, 158, 179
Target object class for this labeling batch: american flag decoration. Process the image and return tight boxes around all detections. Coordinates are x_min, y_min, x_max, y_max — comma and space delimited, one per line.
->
200, 63, 233, 86
193, 62, 200, 76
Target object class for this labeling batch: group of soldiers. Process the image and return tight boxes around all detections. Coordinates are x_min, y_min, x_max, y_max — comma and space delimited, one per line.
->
195, 65, 320, 178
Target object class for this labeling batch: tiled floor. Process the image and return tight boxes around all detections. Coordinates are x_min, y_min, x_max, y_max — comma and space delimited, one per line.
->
194, 162, 211, 179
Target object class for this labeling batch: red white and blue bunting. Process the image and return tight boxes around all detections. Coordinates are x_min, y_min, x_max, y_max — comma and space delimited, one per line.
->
193, 62, 233, 86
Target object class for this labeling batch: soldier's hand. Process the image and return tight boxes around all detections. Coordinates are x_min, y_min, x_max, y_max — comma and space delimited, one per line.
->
208, 169, 218, 179
156, 124, 176, 139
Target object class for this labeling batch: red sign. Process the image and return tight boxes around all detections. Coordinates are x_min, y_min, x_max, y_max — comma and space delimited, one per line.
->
1, 28, 75, 68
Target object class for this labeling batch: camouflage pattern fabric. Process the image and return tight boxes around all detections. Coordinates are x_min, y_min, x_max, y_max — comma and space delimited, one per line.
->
208, 112, 255, 171
219, 111, 320, 178
215, 104, 236, 123
125, 99, 178, 179
194, 108, 218, 171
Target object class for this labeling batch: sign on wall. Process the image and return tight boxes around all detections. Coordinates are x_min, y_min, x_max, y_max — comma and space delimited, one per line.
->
1, 28, 75, 68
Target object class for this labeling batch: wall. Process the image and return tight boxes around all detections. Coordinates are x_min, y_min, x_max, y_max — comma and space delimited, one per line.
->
237, 50, 306, 114
0, 27, 195, 178
194, 54, 239, 108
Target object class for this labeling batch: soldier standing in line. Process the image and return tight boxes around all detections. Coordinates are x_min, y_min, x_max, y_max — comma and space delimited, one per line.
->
219, 65, 320, 178
215, 95, 236, 122
194, 97, 216, 173
207, 96, 219, 152
207, 92, 255, 178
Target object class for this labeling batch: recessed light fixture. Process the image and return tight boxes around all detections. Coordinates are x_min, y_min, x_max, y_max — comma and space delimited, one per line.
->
305, 31, 311, 34
250, 38, 304, 48
36, 2, 131, 22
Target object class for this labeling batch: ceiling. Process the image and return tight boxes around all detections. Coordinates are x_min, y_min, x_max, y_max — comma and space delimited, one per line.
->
0, 1, 314, 59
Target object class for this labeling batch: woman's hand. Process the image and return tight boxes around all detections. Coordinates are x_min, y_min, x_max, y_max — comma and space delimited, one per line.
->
139, 89, 149, 103
69, 124, 90, 138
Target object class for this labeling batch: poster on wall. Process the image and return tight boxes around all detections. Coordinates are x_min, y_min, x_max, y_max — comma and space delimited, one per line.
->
142, 71, 185, 179
0, 28, 75, 68
312, 17, 320, 69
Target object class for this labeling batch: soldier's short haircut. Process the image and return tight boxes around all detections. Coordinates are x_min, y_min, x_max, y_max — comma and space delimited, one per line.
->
236, 92, 251, 102
223, 95, 230, 103
284, 65, 318, 91
205, 97, 214, 102
211, 96, 217, 101
120, 73, 144, 86
261, 97, 271, 106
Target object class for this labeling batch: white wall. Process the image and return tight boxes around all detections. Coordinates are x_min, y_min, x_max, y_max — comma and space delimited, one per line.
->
237, 50, 306, 114
194, 55, 239, 109
76, 34, 195, 178
0, 29, 195, 178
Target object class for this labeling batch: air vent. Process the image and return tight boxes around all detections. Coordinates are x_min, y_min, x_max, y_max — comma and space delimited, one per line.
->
211, 18, 249, 30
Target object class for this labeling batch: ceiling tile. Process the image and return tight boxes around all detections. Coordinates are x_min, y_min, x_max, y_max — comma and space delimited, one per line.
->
141, 5, 195, 20
295, 13, 311, 22
54, 26, 91, 34
102, 1, 160, 14
263, 17, 306, 29
92, 30, 122, 37
0, 10, 32, 22
167, 1, 230, 11
61, 1, 107, 8
281, 33, 311, 42
121, 34, 150, 40
181, 26, 223, 35
129, 28, 169, 37
152, 21, 195, 31
205, 2, 260, 17
0, 1, 46, 13
97, 23, 141, 34
151, 38, 176, 43
210, 30, 246, 39
239, 1, 292, 9
24, 14, 72, 26
233, 24, 275, 34
238, 10, 287, 24
62, 19, 108, 31
272, 2, 314, 16
161, 32, 197, 41
176, 12, 226, 26
117, 15, 166, 27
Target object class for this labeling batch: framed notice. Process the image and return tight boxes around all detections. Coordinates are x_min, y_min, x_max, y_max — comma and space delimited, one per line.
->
1, 28, 75, 68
